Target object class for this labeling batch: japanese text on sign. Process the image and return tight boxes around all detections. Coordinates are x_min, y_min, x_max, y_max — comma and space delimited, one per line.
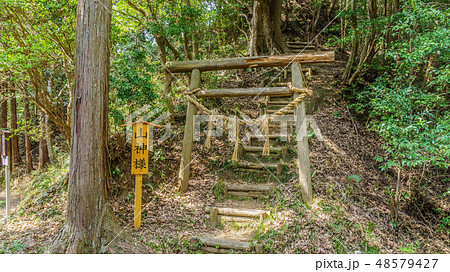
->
131, 121, 149, 174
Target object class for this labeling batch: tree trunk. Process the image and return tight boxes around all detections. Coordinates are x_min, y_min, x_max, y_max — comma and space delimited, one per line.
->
248, 0, 290, 56
39, 110, 49, 169
24, 98, 33, 173
10, 90, 22, 164
0, 88, 7, 129
342, 0, 357, 81
49, 0, 121, 254
154, 33, 175, 119
46, 117, 53, 162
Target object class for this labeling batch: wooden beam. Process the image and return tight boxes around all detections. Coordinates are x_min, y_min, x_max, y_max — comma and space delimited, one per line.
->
292, 62, 313, 204
167, 51, 334, 73
178, 69, 200, 193
195, 87, 293, 98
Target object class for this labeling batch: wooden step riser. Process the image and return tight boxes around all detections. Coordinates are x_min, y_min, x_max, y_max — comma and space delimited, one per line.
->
226, 184, 274, 192
267, 109, 295, 114
227, 191, 267, 198
206, 214, 258, 223
236, 162, 286, 175
205, 207, 270, 218
249, 137, 291, 145
191, 237, 263, 253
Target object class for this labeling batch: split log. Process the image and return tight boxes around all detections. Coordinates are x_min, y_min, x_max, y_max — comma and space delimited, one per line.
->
195, 87, 292, 98
191, 237, 257, 251
205, 207, 269, 218
167, 52, 334, 73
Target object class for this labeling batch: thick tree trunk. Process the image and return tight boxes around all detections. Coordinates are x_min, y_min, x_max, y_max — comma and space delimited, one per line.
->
50, 0, 121, 254
10, 90, 22, 164
39, 110, 50, 169
24, 98, 33, 173
248, 0, 290, 56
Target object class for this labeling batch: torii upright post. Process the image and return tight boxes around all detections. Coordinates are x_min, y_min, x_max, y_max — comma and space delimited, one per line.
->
292, 63, 313, 204
178, 69, 201, 193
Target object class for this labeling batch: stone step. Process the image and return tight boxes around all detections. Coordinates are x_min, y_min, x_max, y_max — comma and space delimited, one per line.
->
191, 236, 263, 253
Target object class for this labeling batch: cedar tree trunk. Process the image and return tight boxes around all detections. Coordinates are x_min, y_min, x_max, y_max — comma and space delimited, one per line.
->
24, 98, 33, 173
49, 0, 120, 254
10, 90, 22, 164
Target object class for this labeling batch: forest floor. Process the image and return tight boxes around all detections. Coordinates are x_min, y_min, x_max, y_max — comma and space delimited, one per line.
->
0, 50, 448, 254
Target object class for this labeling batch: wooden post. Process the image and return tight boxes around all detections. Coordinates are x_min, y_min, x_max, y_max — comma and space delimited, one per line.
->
178, 69, 200, 193
131, 121, 150, 228
134, 174, 142, 228
291, 63, 313, 204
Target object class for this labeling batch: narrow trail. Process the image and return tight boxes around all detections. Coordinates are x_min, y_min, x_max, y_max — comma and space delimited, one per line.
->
0, 191, 21, 219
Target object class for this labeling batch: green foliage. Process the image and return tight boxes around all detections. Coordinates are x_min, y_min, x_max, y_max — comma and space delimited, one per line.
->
345, 1, 450, 172
15, 152, 69, 220
398, 241, 423, 254
347, 175, 361, 183
110, 31, 159, 125
0, 240, 27, 254
211, 181, 227, 200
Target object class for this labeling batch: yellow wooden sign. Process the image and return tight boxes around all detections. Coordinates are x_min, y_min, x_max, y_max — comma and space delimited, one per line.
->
131, 121, 149, 175
131, 120, 149, 228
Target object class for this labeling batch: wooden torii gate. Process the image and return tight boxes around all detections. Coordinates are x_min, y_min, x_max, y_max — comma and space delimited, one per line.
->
167, 51, 334, 203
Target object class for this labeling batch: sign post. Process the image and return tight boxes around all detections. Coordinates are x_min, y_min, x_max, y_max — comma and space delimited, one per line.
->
1, 131, 12, 219
131, 121, 149, 228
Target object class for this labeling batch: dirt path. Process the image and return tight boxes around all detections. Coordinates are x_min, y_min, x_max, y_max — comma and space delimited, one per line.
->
0, 190, 21, 219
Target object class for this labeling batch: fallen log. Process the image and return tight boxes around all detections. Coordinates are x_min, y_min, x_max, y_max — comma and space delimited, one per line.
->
166, 51, 334, 73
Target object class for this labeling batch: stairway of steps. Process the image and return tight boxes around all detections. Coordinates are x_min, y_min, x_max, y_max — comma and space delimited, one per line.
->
192, 71, 300, 254
287, 40, 318, 53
